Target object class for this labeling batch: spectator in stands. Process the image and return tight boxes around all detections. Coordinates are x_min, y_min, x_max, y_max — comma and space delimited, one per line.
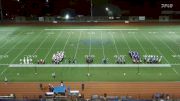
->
39, 83, 43, 90
48, 84, 54, 92
60, 81, 64, 86
103, 93, 107, 101
81, 83, 85, 91
166, 94, 170, 100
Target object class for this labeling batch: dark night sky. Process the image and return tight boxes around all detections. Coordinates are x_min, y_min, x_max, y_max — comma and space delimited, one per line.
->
1, 0, 180, 18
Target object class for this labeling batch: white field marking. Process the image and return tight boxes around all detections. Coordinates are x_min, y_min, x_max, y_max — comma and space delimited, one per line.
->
133, 33, 147, 54
169, 31, 175, 34
0, 31, 24, 49
26, 32, 34, 35
0, 30, 15, 32
0, 64, 9, 66
62, 32, 71, 51
0, 32, 23, 76
156, 31, 177, 55
171, 64, 180, 66
110, 33, 119, 55
141, 32, 170, 64
32, 33, 50, 55
47, 32, 55, 35
89, 32, 92, 55
170, 30, 180, 45
45, 29, 139, 31
0, 32, 28, 61
0, 32, 33, 76
74, 31, 82, 59
120, 31, 131, 50
163, 31, 180, 57
158, 31, 180, 64
9, 64, 171, 68
0, 47, 120, 50
101, 31, 105, 58
172, 68, 179, 75
172, 55, 180, 58
43, 31, 63, 60
128, 32, 135, 34
0, 32, 11, 45
159, 73, 162, 76
10, 31, 43, 64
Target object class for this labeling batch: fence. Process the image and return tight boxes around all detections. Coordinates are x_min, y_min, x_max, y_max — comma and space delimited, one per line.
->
1, 16, 179, 23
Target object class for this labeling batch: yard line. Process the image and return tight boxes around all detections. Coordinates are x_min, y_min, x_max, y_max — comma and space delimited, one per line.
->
0, 31, 43, 76
110, 33, 119, 55
170, 30, 180, 44
43, 31, 63, 61
133, 33, 147, 54
0, 32, 11, 47
120, 31, 131, 50
45, 29, 139, 31
101, 31, 105, 58
0, 31, 24, 49
156, 32, 180, 74
74, 31, 82, 59
171, 64, 180, 66
10, 31, 43, 64
155, 31, 177, 55
166, 32, 179, 43
0, 32, 33, 76
0, 32, 28, 62
141, 32, 170, 64
172, 68, 179, 75
88, 32, 92, 55
32, 33, 50, 55
62, 32, 71, 51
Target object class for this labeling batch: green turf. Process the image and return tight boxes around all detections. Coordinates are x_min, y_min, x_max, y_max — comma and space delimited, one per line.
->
0, 25, 180, 82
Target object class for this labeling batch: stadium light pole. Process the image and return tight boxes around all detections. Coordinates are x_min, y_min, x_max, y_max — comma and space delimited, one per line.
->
0, 0, 3, 22
90, 0, 93, 17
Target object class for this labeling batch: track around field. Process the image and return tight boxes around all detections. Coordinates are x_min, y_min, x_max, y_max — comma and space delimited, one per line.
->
0, 82, 180, 100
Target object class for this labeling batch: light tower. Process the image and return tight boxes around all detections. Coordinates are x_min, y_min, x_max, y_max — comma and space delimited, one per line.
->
90, 0, 93, 17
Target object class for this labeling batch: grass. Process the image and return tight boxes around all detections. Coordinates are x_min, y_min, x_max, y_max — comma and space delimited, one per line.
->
0, 25, 180, 82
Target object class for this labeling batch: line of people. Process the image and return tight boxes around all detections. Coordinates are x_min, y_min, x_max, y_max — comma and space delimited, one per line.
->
37, 59, 45, 64
115, 55, 125, 64
129, 51, 142, 63
19, 51, 163, 64
52, 51, 65, 64
143, 55, 162, 64
20, 56, 33, 64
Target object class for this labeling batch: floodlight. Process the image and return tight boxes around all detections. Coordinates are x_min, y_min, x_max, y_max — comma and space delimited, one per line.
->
46, 0, 48, 3
17, 0, 20, 2
105, 7, 109, 11
65, 14, 70, 20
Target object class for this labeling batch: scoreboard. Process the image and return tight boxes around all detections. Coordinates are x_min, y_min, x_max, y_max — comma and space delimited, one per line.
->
161, 4, 173, 9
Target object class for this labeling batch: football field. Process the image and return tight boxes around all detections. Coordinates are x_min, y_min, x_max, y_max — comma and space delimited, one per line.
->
0, 25, 180, 82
